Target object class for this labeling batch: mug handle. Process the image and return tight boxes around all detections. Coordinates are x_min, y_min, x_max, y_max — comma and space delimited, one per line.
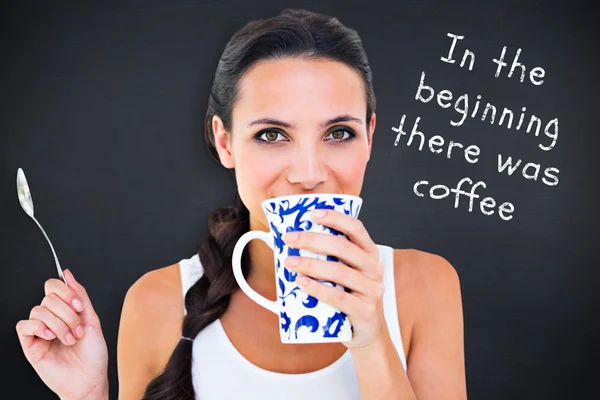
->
231, 230, 279, 315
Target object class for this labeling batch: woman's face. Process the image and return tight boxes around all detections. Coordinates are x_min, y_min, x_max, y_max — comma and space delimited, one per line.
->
213, 57, 376, 229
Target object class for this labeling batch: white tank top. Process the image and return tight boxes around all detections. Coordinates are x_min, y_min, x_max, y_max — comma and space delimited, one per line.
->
178, 244, 407, 399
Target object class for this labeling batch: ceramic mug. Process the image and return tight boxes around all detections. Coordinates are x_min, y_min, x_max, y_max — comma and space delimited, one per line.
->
231, 193, 363, 344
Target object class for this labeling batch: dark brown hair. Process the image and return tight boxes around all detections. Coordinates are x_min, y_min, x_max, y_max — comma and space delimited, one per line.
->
143, 8, 375, 399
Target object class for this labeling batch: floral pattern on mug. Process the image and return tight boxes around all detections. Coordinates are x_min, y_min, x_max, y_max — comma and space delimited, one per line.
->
261, 194, 362, 343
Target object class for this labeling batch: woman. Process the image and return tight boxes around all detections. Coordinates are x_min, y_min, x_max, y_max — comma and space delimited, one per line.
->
16, 8, 466, 400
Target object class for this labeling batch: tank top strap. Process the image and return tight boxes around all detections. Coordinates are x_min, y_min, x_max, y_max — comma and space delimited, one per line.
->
179, 253, 204, 316
377, 244, 408, 371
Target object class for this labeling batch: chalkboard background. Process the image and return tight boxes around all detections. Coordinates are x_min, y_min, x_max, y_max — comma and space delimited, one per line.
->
2, 0, 597, 398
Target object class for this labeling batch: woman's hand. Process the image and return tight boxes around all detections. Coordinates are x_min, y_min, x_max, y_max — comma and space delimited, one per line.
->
282, 208, 389, 350
16, 269, 109, 400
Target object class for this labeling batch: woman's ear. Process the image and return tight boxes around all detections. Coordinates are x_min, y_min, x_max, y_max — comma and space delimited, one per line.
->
212, 115, 235, 169
367, 112, 376, 161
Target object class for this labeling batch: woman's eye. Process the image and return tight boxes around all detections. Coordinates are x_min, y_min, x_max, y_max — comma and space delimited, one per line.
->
327, 129, 354, 141
255, 129, 285, 143
254, 127, 356, 144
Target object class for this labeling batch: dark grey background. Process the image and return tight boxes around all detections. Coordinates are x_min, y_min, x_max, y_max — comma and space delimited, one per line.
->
2, 0, 598, 398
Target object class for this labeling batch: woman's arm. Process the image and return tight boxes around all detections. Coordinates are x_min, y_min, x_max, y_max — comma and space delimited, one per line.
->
406, 252, 466, 399
117, 265, 184, 400
351, 329, 417, 399
351, 250, 467, 399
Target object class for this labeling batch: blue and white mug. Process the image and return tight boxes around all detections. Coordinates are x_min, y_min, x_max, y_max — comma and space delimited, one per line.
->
231, 193, 363, 344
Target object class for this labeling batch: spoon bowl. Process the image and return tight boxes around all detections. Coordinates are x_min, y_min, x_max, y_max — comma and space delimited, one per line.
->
17, 168, 67, 286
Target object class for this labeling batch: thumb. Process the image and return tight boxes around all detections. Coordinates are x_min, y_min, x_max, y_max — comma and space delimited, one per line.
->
63, 269, 101, 328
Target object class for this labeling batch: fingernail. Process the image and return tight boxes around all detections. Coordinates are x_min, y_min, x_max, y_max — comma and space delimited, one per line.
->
311, 209, 326, 218
284, 232, 298, 242
44, 329, 55, 339
72, 298, 84, 311
66, 332, 76, 345
75, 325, 84, 338
285, 257, 299, 267
298, 275, 309, 286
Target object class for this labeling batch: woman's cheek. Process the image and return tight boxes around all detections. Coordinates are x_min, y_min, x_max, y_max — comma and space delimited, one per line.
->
239, 148, 284, 184
332, 148, 368, 183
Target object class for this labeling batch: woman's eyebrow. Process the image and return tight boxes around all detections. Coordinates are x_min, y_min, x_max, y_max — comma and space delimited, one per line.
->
247, 114, 363, 129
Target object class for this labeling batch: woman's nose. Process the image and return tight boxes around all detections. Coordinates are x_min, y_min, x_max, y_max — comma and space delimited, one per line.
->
285, 146, 328, 188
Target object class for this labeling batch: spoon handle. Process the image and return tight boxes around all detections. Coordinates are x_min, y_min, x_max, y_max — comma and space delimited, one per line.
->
31, 217, 68, 287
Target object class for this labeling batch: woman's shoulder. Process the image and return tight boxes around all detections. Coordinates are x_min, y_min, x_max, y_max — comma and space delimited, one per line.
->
124, 261, 185, 330
125, 262, 185, 315
117, 262, 185, 382
390, 247, 462, 359
391, 247, 459, 295
391, 247, 460, 314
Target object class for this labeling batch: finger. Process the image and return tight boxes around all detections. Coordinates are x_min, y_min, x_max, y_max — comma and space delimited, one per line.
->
284, 230, 378, 277
295, 273, 364, 318
16, 319, 54, 364
41, 293, 84, 339
45, 277, 85, 312
29, 305, 77, 346
16, 319, 56, 348
285, 256, 385, 298
63, 269, 100, 328
309, 209, 379, 255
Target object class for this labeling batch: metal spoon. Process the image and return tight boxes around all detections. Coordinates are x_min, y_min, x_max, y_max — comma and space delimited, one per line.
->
17, 168, 68, 286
